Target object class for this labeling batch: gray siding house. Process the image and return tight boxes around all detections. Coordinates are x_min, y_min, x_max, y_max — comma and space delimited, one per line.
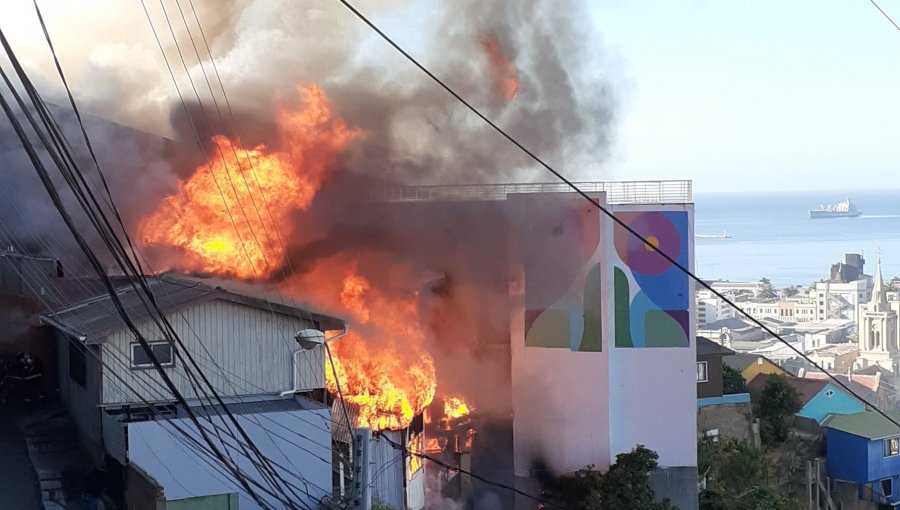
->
40, 274, 344, 509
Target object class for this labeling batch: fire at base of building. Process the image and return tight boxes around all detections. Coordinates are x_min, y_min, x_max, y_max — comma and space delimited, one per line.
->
345, 180, 699, 510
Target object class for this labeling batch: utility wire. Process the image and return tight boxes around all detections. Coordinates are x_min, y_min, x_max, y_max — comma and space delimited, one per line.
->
374, 431, 565, 510
334, 0, 900, 432
869, 0, 900, 32
0, 34, 293, 509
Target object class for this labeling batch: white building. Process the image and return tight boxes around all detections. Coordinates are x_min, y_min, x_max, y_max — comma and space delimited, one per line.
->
41, 274, 345, 510
814, 278, 872, 322
696, 289, 735, 327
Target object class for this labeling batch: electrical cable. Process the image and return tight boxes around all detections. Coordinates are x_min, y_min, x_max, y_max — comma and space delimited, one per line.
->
869, 0, 900, 32
0, 37, 290, 509
374, 431, 565, 510
334, 0, 900, 434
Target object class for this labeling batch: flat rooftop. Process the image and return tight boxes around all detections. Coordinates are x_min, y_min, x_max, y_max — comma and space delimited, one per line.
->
378, 179, 692, 204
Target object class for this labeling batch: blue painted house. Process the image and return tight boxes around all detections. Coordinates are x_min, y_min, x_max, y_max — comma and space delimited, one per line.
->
747, 374, 864, 424
825, 411, 900, 505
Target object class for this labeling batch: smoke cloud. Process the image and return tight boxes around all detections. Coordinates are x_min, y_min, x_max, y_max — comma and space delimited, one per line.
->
1, 0, 622, 495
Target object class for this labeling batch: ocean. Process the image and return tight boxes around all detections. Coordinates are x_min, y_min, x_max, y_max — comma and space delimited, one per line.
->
694, 190, 900, 287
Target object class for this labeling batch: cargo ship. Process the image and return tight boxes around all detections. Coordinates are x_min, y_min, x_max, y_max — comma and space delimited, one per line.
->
809, 197, 861, 219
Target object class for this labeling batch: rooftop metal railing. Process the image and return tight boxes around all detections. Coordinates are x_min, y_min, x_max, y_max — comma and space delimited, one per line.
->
377, 180, 692, 204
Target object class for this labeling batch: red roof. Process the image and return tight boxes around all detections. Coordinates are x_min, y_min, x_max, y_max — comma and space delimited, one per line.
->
747, 373, 828, 407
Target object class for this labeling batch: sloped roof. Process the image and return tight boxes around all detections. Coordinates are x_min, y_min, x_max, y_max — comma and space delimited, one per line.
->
723, 353, 779, 372
697, 336, 735, 356
40, 274, 344, 343
701, 317, 756, 331
803, 371, 880, 392
824, 410, 900, 440
747, 373, 828, 407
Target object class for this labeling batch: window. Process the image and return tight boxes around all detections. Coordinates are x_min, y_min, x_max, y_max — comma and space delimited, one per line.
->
131, 342, 174, 368
697, 361, 708, 383
883, 478, 894, 498
68, 337, 86, 386
885, 437, 900, 457
825, 390, 834, 397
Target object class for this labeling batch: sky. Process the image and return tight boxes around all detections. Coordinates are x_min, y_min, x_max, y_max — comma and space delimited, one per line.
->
590, 1, 900, 192
3, 1, 900, 193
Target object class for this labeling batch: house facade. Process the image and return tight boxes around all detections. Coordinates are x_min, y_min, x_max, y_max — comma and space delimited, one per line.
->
825, 410, 900, 507
42, 275, 344, 510
747, 374, 864, 424
723, 353, 787, 382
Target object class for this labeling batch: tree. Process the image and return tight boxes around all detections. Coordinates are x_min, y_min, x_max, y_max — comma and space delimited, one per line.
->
722, 365, 746, 395
757, 278, 777, 300
890, 276, 900, 292
699, 438, 800, 510
782, 286, 799, 297
757, 376, 801, 446
600, 446, 676, 510
550, 445, 676, 509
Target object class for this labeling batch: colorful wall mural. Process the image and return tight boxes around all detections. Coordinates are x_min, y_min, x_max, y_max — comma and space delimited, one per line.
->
515, 193, 603, 352
611, 211, 690, 347
612, 210, 690, 348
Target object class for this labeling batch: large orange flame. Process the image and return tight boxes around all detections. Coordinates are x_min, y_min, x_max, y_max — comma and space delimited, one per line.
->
482, 37, 519, 101
139, 84, 360, 278
140, 84, 436, 432
443, 396, 471, 420
326, 269, 436, 431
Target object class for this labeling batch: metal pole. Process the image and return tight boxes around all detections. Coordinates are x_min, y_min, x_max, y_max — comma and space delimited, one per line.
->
815, 458, 821, 509
807, 460, 813, 509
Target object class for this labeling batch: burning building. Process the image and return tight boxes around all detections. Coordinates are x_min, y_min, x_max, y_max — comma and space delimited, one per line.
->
357, 181, 699, 509
0, 1, 698, 507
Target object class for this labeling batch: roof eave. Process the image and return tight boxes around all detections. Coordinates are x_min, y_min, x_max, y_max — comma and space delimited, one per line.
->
38, 314, 88, 343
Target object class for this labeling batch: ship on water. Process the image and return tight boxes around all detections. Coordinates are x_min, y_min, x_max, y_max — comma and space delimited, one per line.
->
809, 197, 861, 219
697, 230, 731, 239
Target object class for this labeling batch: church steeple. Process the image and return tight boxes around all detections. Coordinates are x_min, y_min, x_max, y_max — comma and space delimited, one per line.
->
872, 255, 889, 309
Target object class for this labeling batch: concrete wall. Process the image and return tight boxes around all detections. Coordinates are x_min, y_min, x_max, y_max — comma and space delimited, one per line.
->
509, 192, 610, 476
649, 466, 699, 510
608, 204, 697, 471
697, 402, 754, 442
101, 299, 320, 405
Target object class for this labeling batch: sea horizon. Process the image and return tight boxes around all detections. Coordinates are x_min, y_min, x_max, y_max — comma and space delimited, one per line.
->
694, 189, 900, 288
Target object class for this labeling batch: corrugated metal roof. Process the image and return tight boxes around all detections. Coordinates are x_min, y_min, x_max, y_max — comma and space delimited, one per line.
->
825, 410, 900, 440
40, 274, 344, 343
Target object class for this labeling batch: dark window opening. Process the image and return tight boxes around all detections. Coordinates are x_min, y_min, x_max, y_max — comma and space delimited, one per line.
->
68, 337, 86, 387
131, 342, 174, 369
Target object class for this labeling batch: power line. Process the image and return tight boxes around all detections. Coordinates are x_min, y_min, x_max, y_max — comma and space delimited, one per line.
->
374, 431, 566, 510
27, 2, 345, 502
333, 0, 900, 431
869, 0, 900, 32
0, 32, 299, 509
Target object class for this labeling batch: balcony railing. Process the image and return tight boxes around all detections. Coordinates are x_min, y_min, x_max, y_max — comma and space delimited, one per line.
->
377, 180, 692, 205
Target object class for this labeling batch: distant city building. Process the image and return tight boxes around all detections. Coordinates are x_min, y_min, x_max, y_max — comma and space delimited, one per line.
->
814, 253, 873, 322
708, 280, 764, 298
696, 289, 735, 327
778, 295, 817, 323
